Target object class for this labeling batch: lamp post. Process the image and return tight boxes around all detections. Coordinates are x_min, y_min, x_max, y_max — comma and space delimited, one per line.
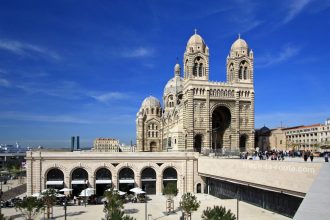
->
145, 188, 147, 220
63, 198, 67, 220
84, 179, 87, 207
0, 176, 2, 216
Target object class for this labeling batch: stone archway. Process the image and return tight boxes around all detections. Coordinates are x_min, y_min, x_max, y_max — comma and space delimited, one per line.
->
141, 167, 156, 195
212, 106, 231, 153
46, 168, 64, 190
240, 134, 248, 152
150, 141, 157, 152
118, 167, 135, 193
95, 168, 112, 196
71, 168, 89, 197
194, 134, 202, 153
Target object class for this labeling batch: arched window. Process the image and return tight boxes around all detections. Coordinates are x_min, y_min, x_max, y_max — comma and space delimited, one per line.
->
239, 66, 243, 79
193, 63, 198, 76
244, 67, 247, 79
199, 63, 203, 77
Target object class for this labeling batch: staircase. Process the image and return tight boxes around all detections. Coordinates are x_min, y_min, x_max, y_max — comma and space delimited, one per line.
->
2, 184, 26, 201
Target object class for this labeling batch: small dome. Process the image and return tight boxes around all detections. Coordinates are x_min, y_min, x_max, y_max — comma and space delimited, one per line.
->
163, 77, 183, 97
259, 126, 271, 136
174, 63, 180, 72
187, 33, 205, 46
231, 38, 248, 51
141, 96, 161, 109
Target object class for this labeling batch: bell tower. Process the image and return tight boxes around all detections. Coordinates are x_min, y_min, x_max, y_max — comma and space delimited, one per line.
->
183, 30, 210, 81
226, 34, 254, 84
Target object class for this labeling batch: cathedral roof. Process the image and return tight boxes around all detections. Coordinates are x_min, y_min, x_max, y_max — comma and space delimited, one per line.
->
231, 35, 248, 51
187, 33, 205, 46
163, 76, 183, 97
141, 96, 161, 109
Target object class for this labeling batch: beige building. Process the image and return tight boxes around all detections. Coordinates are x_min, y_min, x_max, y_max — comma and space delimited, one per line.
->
269, 128, 286, 150
269, 118, 330, 150
136, 32, 255, 154
93, 138, 120, 152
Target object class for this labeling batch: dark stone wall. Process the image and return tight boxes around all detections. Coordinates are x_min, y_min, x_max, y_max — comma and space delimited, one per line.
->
206, 177, 303, 218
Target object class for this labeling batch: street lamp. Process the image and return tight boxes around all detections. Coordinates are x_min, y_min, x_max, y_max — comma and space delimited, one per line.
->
63, 198, 67, 220
84, 179, 87, 207
145, 187, 147, 220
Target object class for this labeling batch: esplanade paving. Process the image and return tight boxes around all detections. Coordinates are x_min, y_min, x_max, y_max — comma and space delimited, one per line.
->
26, 150, 324, 218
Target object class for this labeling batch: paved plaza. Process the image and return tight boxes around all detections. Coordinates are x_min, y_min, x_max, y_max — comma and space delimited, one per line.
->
3, 194, 290, 220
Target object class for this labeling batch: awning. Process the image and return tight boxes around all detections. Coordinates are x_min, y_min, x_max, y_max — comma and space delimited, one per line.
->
96, 179, 112, 184
119, 179, 135, 183
141, 179, 156, 181
71, 180, 88, 185
46, 181, 64, 185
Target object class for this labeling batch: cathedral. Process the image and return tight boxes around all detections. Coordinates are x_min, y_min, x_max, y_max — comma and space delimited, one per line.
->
136, 31, 255, 153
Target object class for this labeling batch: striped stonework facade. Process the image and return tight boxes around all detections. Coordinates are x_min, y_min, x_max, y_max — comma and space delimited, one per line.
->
136, 32, 255, 153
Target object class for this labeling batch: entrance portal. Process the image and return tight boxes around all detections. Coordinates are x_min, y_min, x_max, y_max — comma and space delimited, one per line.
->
163, 167, 177, 192
118, 168, 135, 194
141, 167, 156, 195
71, 168, 88, 197
240, 134, 248, 152
150, 142, 157, 152
194, 134, 202, 153
46, 168, 64, 190
212, 106, 231, 153
95, 168, 112, 196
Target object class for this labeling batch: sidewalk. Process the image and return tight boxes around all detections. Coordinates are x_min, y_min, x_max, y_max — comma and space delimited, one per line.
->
2, 194, 290, 220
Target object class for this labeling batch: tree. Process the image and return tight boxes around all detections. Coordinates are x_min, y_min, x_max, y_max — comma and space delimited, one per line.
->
41, 188, 57, 219
15, 197, 44, 220
163, 182, 178, 200
180, 193, 200, 220
202, 205, 236, 220
103, 189, 135, 220
163, 182, 178, 213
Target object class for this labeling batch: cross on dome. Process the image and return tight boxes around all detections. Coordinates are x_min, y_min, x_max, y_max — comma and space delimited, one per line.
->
194, 28, 197, 34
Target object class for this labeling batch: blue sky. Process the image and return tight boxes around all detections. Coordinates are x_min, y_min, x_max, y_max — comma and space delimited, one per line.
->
0, 0, 330, 148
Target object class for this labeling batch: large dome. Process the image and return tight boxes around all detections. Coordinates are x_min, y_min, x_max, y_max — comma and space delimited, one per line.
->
231, 38, 248, 51
163, 77, 183, 97
141, 96, 161, 109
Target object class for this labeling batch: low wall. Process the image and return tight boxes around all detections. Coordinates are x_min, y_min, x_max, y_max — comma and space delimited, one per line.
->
198, 158, 322, 196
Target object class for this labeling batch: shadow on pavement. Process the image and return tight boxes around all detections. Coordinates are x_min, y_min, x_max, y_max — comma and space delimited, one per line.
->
124, 208, 139, 214
54, 211, 86, 218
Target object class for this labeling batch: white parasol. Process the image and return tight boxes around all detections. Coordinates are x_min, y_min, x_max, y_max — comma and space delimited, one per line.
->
59, 188, 73, 192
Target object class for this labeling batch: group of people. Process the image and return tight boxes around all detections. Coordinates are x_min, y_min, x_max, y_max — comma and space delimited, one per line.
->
240, 149, 329, 162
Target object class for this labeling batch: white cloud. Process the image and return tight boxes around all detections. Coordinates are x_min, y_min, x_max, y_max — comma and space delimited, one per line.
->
283, 0, 312, 24
91, 92, 128, 103
256, 44, 301, 68
0, 111, 92, 124
121, 47, 154, 58
0, 38, 61, 60
0, 78, 10, 87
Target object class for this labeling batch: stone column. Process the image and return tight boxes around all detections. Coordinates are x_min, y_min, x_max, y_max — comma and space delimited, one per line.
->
88, 175, 95, 189
135, 175, 141, 188
205, 88, 211, 149
112, 174, 118, 189
156, 174, 163, 195
186, 88, 194, 151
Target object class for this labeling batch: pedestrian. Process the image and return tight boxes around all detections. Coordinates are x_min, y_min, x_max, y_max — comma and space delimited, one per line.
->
325, 152, 329, 162
303, 151, 308, 162
310, 152, 314, 162
73, 196, 77, 205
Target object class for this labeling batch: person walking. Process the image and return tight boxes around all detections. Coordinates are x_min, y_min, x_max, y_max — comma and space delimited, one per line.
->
325, 152, 329, 162
310, 152, 314, 162
303, 151, 308, 162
